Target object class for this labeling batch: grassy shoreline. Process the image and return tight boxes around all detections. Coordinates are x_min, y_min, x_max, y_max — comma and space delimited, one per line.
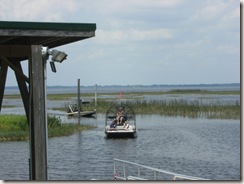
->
0, 115, 96, 142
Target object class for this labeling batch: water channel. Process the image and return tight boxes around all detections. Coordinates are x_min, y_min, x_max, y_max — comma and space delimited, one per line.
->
0, 114, 240, 180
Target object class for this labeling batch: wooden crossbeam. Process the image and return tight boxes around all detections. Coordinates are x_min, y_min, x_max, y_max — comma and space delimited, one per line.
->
0, 45, 31, 57
0, 57, 29, 83
0, 59, 8, 112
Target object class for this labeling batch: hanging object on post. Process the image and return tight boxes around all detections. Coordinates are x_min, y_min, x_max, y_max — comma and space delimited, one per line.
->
42, 46, 67, 73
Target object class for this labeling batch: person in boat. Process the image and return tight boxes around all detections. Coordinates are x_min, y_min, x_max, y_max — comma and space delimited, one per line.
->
123, 120, 129, 130
116, 107, 124, 125
110, 118, 117, 130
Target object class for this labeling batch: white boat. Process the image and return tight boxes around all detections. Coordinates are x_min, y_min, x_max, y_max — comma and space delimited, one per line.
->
105, 104, 137, 138
67, 103, 96, 117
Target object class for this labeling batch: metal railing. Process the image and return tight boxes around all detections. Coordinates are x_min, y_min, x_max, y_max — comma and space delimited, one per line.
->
113, 158, 209, 180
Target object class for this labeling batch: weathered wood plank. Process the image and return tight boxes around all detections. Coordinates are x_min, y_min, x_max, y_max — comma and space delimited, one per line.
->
0, 45, 31, 57
29, 45, 48, 180
0, 29, 95, 37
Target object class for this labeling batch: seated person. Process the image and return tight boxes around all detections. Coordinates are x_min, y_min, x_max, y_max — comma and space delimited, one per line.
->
110, 119, 117, 129
123, 120, 129, 129
116, 107, 124, 125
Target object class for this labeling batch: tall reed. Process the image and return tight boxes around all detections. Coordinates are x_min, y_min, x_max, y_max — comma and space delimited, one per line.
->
83, 99, 240, 119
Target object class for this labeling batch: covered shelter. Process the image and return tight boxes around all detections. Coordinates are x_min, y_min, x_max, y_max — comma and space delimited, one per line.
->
0, 21, 96, 180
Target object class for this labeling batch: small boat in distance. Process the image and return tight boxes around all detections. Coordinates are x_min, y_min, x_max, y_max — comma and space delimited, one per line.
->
67, 102, 96, 117
105, 104, 137, 138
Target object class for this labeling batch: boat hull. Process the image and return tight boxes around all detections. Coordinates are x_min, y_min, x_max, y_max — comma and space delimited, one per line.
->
67, 110, 96, 117
105, 125, 137, 138
105, 131, 137, 138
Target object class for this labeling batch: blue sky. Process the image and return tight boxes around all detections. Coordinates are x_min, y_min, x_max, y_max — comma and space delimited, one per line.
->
0, 0, 240, 86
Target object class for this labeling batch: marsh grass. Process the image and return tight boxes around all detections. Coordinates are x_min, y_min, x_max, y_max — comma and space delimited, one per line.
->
130, 99, 240, 119
3, 94, 21, 99
0, 115, 96, 141
163, 89, 240, 95
47, 93, 94, 100
1, 105, 16, 108
73, 98, 240, 119
3, 90, 239, 100
3, 90, 240, 120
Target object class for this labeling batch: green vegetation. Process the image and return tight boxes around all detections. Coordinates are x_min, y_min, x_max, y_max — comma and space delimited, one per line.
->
161, 89, 240, 95
47, 93, 96, 100
77, 99, 240, 120
1, 105, 16, 108
98, 90, 240, 96
0, 115, 96, 141
4, 90, 239, 100
3, 94, 21, 99
131, 99, 240, 119
3, 89, 240, 120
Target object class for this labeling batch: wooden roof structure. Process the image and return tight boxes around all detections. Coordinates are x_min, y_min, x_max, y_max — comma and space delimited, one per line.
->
0, 21, 96, 60
0, 21, 96, 180
0, 21, 96, 47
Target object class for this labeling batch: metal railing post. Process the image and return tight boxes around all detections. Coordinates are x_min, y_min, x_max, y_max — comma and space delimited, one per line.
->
113, 160, 115, 174
113, 158, 209, 181
138, 166, 140, 178
123, 162, 126, 179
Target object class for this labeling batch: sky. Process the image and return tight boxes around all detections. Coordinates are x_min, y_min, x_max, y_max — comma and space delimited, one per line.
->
0, 0, 240, 86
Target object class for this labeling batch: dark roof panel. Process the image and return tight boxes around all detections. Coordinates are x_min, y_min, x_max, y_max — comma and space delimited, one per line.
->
0, 21, 96, 31
0, 21, 96, 48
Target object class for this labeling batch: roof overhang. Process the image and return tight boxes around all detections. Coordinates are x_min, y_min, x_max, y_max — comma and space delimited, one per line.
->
0, 21, 96, 48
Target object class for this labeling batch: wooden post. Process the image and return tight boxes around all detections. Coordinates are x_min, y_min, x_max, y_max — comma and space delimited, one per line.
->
29, 45, 48, 180
95, 84, 97, 108
77, 79, 81, 124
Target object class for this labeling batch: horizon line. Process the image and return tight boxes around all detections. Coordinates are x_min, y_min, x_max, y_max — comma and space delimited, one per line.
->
5, 82, 240, 88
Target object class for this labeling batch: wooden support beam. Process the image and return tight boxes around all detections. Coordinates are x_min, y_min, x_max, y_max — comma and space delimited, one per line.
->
0, 56, 29, 83
13, 61, 30, 120
0, 59, 8, 112
0, 45, 31, 57
29, 45, 48, 180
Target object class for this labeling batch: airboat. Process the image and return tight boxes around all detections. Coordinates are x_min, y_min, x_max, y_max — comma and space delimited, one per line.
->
105, 104, 137, 138
67, 102, 96, 117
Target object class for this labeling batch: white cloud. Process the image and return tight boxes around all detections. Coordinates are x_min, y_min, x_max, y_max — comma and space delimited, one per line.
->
0, 0, 77, 21
201, 0, 229, 19
217, 44, 239, 55
189, 0, 237, 22
222, 6, 240, 20
96, 28, 173, 45
131, 29, 173, 41
92, 0, 183, 15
